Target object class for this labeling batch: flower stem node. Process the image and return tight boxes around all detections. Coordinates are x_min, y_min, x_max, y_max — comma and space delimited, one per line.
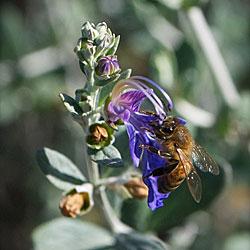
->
59, 183, 94, 217
124, 177, 148, 199
86, 122, 115, 150
95, 55, 121, 80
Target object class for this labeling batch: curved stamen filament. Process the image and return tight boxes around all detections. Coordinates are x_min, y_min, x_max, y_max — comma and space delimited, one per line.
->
121, 79, 165, 115
131, 76, 173, 111
111, 79, 166, 116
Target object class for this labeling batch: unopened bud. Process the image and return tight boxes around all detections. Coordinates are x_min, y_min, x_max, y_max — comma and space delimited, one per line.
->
124, 177, 148, 199
95, 55, 120, 79
74, 38, 96, 62
94, 22, 109, 44
81, 22, 99, 41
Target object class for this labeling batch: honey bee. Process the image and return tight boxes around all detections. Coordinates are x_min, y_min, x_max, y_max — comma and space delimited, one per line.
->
141, 116, 219, 202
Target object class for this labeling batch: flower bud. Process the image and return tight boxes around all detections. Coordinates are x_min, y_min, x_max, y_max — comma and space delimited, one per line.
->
95, 55, 120, 79
81, 22, 99, 41
74, 38, 96, 62
95, 22, 109, 43
86, 122, 114, 150
59, 184, 94, 217
124, 177, 148, 199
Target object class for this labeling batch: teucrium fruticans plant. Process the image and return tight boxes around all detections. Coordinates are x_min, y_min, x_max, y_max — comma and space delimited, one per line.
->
35, 20, 227, 249
36, 22, 141, 227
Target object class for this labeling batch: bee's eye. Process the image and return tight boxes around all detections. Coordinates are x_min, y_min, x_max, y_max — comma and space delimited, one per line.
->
162, 126, 174, 134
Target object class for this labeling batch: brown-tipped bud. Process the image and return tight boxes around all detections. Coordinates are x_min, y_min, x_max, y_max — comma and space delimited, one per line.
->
86, 122, 114, 150
90, 125, 108, 143
124, 177, 148, 199
59, 192, 88, 218
59, 184, 94, 218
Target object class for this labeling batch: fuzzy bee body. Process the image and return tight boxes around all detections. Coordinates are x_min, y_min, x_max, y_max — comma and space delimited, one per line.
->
142, 116, 219, 202
157, 125, 193, 192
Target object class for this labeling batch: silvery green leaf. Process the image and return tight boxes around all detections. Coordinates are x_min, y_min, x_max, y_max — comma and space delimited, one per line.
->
32, 218, 114, 250
95, 34, 114, 58
119, 69, 132, 80
59, 93, 83, 115
81, 21, 99, 41
36, 147, 85, 190
115, 232, 168, 250
88, 145, 123, 168
98, 81, 116, 106
107, 35, 120, 55
95, 74, 120, 86
98, 69, 132, 105
79, 60, 86, 74
95, 22, 108, 40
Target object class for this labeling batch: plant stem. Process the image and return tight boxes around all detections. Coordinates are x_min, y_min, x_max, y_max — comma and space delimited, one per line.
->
82, 67, 131, 233
95, 176, 130, 187
98, 186, 132, 233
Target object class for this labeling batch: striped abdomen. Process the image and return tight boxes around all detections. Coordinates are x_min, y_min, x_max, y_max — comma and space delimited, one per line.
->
157, 162, 192, 193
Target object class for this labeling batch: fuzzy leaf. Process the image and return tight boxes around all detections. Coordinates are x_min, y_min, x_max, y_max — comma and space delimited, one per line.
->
88, 145, 123, 168
115, 232, 168, 250
99, 82, 116, 106
95, 74, 120, 86
32, 218, 114, 250
36, 147, 85, 190
59, 93, 83, 115
119, 68, 132, 80
98, 69, 132, 106
106, 35, 120, 55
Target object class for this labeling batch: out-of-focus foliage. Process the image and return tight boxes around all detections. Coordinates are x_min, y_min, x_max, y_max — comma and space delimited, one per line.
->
32, 218, 114, 250
0, 0, 249, 250
36, 147, 86, 190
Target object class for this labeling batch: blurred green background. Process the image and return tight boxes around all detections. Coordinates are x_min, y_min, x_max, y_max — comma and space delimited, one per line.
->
0, 0, 249, 249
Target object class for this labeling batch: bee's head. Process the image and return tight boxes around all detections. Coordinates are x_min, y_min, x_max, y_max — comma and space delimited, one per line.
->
148, 116, 186, 139
161, 117, 178, 134
158, 116, 186, 137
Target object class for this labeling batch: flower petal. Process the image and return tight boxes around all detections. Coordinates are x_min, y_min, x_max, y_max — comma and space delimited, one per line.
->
131, 76, 173, 111
144, 175, 170, 211
118, 90, 149, 112
107, 102, 131, 122
140, 141, 171, 210
125, 123, 143, 167
141, 141, 166, 177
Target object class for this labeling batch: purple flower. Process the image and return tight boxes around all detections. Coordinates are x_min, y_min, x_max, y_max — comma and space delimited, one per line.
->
105, 76, 174, 210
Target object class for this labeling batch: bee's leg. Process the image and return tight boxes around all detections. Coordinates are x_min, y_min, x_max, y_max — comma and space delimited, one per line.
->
140, 110, 160, 118
140, 144, 172, 159
140, 127, 156, 138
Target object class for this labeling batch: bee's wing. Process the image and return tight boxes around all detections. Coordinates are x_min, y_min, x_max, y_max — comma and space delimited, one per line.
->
192, 142, 220, 175
177, 148, 202, 203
